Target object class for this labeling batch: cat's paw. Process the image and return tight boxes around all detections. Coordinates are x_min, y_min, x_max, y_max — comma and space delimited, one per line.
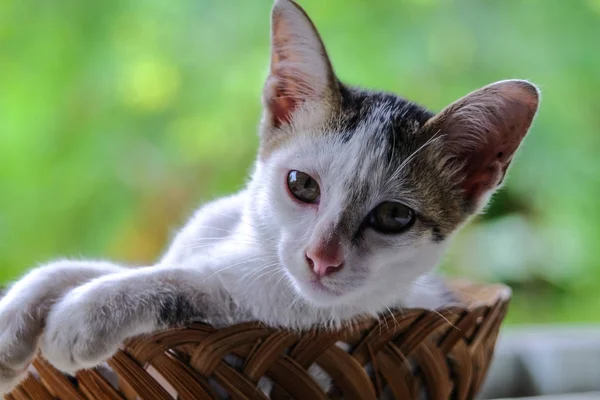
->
0, 307, 39, 394
0, 366, 28, 395
40, 291, 122, 374
0, 345, 30, 395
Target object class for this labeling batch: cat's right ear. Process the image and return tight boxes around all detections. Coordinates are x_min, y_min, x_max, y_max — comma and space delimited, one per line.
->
262, 0, 340, 129
425, 80, 540, 213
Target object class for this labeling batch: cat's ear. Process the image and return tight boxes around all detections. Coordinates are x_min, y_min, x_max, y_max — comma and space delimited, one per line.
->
426, 80, 540, 212
263, 0, 340, 128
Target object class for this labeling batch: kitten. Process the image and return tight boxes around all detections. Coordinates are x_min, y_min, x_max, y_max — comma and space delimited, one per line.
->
0, 0, 539, 395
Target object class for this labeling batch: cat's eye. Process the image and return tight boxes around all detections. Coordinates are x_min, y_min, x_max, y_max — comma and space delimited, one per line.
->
287, 170, 320, 203
367, 202, 415, 234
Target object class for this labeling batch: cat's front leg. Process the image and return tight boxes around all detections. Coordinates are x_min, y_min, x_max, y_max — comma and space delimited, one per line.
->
40, 264, 227, 374
0, 260, 124, 393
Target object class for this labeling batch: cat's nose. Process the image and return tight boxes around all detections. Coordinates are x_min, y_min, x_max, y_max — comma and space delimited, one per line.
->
305, 243, 344, 278
305, 253, 344, 278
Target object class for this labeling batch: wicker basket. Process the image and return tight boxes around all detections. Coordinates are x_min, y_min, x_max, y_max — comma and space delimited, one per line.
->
6, 280, 510, 400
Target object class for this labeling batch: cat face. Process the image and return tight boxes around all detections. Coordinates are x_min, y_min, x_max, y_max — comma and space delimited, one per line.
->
255, 89, 460, 307
251, 0, 539, 308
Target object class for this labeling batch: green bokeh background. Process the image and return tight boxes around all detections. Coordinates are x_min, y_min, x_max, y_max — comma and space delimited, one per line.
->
1, 0, 599, 324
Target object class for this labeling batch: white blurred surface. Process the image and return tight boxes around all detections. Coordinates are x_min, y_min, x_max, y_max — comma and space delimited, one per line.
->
479, 326, 600, 399
492, 394, 600, 400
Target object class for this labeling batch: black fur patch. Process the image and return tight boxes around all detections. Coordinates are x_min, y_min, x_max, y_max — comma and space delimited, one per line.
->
157, 293, 202, 327
337, 84, 434, 151
338, 84, 367, 140
431, 225, 445, 243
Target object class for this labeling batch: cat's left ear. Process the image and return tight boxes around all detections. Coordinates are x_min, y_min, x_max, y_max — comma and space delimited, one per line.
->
425, 80, 540, 212
263, 0, 340, 129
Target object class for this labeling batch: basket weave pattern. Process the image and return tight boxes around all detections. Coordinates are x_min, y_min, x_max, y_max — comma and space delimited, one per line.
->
7, 281, 510, 400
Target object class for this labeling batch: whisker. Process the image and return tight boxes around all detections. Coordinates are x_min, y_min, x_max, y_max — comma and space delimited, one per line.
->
189, 225, 237, 234
188, 236, 268, 243
187, 238, 267, 250
265, 268, 286, 286
186, 230, 277, 245
192, 225, 277, 243
285, 295, 302, 314
386, 306, 399, 331
202, 209, 269, 232
200, 256, 277, 284
388, 131, 445, 183
273, 269, 291, 291
240, 264, 283, 297
387, 115, 397, 173
374, 313, 383, 336
245, 264, 282, 289
238, 262, 279, 285
186, 243, 261, 252
432, 309, 459, 331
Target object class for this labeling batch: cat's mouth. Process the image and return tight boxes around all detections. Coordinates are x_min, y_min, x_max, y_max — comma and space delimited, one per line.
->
310, 279, 343, 296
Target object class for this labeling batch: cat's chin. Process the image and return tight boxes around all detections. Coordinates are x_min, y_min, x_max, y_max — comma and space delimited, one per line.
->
310, 280, 344, 297
292, 278, 356, 308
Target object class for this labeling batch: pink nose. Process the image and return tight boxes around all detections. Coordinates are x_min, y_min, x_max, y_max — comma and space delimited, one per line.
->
305, 242, 345, 278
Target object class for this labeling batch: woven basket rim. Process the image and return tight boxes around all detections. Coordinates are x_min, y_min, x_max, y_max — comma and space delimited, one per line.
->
8, 280, 512, 400
448, 280, 511, 308
124, 280, 511, 344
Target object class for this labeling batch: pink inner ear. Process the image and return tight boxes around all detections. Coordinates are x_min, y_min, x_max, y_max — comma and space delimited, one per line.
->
264, 0, 337, 128
461, 126, 525, 201
266, 77, 298, 128
462, 151, 511, 201
267, 21, 305, 127
432, 81, 539, 205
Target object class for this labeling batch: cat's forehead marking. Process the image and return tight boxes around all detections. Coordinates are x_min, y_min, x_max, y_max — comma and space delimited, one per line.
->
321, 89, 466, 243
336, 87, 433, 146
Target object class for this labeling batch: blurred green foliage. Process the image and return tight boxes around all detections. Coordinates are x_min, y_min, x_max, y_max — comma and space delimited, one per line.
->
1, 0, 599, 324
